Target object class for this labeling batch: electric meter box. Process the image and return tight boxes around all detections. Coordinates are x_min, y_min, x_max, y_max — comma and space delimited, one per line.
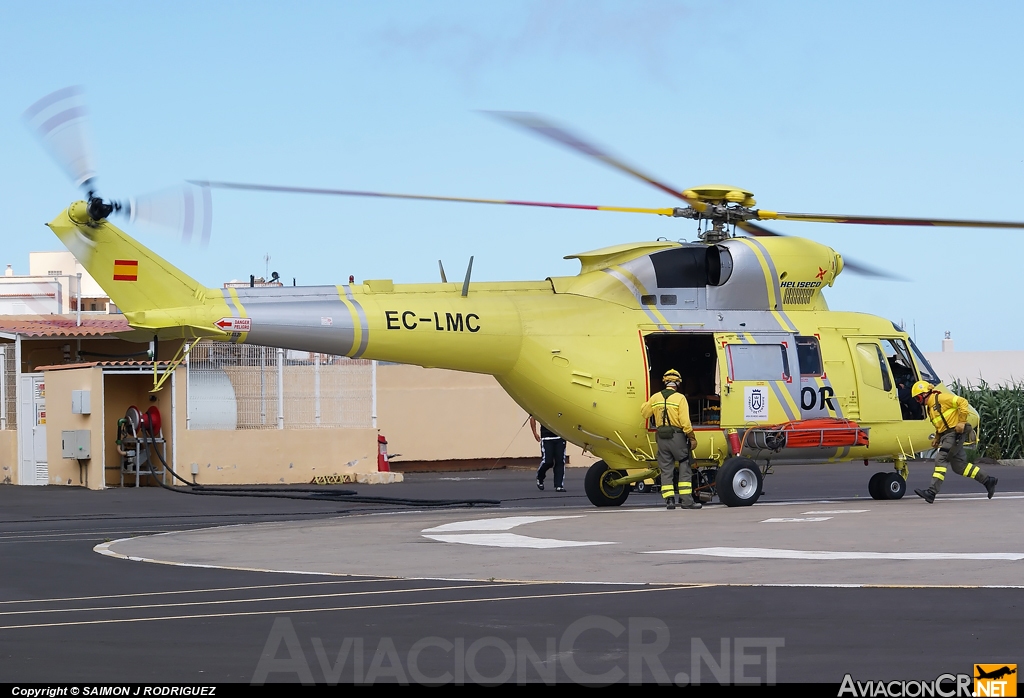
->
62, 430, 91, 459
71, 390, 91, 414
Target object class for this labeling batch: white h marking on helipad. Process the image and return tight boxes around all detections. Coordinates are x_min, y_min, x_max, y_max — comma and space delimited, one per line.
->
421, 516, 580, 533
760, 517, 833, 523
421, 516, 613, 549
646, 547, 1024, 561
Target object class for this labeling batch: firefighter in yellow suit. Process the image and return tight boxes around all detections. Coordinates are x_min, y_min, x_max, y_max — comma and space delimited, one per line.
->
911, 381, 998, 503
641, 369, 701, 510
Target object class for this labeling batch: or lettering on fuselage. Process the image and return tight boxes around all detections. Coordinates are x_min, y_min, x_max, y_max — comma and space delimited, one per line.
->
800, 385, 835, 412
780, 281, 823, 288
384, 310, 481, 332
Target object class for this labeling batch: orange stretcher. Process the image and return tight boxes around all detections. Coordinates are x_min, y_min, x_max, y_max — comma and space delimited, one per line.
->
744, 418, 869, 451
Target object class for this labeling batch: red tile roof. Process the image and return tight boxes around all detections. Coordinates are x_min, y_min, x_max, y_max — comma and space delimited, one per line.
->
37, 360, 174, 372
0, 315, 131, 337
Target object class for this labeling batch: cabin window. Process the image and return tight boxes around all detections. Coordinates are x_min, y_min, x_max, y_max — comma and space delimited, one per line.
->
795, 336, 822, 376
659, 295, 677, 305
640, 294, 656, 305
855, 343, 893, 392
726, 344, 790, 381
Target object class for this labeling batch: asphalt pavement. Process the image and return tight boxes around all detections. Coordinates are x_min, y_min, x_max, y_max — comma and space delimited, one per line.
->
0, 462, 1021, 685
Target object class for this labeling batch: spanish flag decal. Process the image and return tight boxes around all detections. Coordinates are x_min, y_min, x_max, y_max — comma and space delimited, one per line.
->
113, 259, 138, 282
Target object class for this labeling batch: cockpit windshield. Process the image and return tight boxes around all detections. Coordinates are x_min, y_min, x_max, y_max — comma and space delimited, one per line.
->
907, 337, 942, 384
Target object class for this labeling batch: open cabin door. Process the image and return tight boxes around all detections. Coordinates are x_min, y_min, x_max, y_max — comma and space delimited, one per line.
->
716, 334, 801, 426
642, 332, 721, 427
844, 337, 901, 423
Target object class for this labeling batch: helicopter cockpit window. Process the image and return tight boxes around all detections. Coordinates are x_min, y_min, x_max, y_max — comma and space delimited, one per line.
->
795, 336, 822, 376
907, 337, 942, 385
882, 337, 924, 420
726, 344, 791, 381
881, 338, 917, 388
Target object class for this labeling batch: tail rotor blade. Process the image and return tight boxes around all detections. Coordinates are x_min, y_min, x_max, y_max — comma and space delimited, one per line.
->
23, 86, 97, 189
130, 183, 213, 247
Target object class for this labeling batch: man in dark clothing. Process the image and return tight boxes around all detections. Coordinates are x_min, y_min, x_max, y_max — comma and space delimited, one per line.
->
530, 416, 566, 492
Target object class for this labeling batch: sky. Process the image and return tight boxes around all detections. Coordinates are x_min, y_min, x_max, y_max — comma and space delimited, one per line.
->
2, 1, 1023, 351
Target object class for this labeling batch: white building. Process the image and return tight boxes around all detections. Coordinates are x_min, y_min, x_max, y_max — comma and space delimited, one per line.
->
924, 334, 1024, 388
0, 251, 112, 315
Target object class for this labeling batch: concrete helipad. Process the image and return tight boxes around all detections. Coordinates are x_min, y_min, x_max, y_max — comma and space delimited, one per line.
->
99, 493, 1024, 587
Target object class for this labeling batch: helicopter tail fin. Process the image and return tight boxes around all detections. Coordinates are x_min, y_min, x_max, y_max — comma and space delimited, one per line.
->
47, 201, 224, 337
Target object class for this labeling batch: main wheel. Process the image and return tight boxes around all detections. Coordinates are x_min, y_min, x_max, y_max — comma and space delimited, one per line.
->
882, 472, 906, 500
716, 457, 763, 507
868, 472, 888, 500
584, 461, 631, 507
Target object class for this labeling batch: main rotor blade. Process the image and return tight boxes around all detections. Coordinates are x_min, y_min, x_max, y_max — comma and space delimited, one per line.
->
484, 111, 704, 210
736, 221, 904, 280
23, 86, 96, 189
758, 210, 1024, 229
190, 180, 676, 217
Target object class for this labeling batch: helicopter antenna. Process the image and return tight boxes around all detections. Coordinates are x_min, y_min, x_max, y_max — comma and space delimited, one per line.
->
461, 256, 474, 297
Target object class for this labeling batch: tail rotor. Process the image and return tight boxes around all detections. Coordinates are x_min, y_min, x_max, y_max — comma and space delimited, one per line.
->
24, 87, 211, 246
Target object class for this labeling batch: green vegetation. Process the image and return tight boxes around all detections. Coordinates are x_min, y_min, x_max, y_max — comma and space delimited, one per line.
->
950, 380, 1024, 460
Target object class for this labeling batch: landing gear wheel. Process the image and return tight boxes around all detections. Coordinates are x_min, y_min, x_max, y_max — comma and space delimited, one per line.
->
716, 457, 763, 507
868, 472, 888, 500
882, 472, 906, 500
584, 460, 631, 507
635, 480, 649, 494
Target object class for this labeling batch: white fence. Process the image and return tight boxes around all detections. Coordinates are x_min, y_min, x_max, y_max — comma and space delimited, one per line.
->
186, 341, 374, 430
0, 345, 14, 430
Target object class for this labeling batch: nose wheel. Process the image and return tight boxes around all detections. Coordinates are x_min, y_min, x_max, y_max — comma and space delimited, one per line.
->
868, 471, 906, 500
584, 460, 631, 507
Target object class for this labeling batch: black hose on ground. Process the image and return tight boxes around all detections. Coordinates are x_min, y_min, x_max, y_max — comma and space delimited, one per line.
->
135, 424, 500, 507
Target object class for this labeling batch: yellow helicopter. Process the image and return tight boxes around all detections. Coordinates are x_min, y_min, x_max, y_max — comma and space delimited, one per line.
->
32, 96, 1024, 506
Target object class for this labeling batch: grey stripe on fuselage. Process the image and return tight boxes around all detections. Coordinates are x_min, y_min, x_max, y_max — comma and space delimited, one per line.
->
231, 285, 358, 356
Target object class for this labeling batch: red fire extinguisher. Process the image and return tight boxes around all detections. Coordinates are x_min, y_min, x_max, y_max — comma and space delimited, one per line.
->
377, 434, 390, 472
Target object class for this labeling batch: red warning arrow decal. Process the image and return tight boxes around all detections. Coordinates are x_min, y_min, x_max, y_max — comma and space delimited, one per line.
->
215, 317, 251, 332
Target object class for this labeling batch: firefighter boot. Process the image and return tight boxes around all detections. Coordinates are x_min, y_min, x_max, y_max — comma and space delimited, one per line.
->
914, 488, 936, 504
985, 477, 998, 499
